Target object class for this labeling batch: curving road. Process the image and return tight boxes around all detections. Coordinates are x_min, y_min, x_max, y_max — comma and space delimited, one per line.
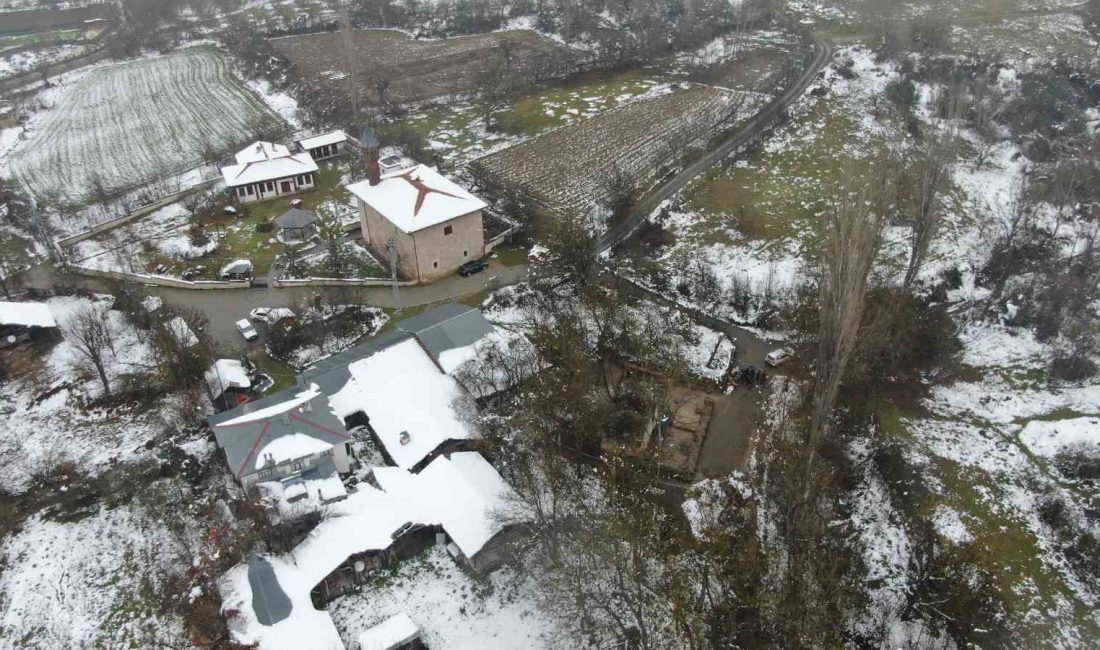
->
598, 26, 835, 253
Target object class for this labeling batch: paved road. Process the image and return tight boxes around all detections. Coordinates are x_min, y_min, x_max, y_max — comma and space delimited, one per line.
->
598, 26, 835, 253
22, 261, 527, 347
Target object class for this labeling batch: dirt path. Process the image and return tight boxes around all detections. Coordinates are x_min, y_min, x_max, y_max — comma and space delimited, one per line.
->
597, 25, 835, 253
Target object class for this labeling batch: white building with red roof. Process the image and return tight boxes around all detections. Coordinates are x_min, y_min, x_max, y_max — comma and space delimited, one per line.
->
221, 141, 319, 203
347, 143, 487, 282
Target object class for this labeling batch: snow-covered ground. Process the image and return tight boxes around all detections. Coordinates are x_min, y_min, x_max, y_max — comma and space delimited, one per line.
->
856, 318, 1100, 644
0, 295, 163, 492
0, 503, 186, 647
328, 547, 560, 649
6, 46, 281, 202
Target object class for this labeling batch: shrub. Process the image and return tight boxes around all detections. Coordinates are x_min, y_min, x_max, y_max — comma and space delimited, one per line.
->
254, 221, 274, 234
1054, 444, 1100, 481
1050, 354, 1099, 382
885, 78, 918, 111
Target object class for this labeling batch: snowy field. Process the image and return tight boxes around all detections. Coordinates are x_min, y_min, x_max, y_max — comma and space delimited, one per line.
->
6, 46, 282, 202
0, 295, 165, 493
0, 503, 186, 648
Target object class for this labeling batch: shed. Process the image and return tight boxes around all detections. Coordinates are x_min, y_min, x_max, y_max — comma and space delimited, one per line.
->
356, 613, 422, 650
220, 259, 254, 278
274, 208, 319, 242
0, 300, 57, 347
298, 131, 348, 161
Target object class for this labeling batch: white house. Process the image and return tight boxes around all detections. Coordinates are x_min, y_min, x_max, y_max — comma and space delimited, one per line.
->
296, 130, 348, 162
221, 141, 319, 203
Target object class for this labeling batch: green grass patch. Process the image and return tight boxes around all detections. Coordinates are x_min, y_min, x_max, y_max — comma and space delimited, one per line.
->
683, 95, 871, 246
249, 351, 297, 393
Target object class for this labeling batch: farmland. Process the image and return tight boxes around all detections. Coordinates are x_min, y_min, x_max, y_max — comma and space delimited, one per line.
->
7, 46, 283, 202
477, 84, 765, 218
272, 28, 578, 106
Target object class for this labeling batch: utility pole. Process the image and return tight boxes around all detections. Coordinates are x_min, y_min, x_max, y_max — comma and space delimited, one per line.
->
387, 237, 401, 312
342, 4, 359, 124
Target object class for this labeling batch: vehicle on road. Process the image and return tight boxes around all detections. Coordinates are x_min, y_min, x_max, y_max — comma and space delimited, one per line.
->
236, 318, 259, 341
765, 347, 794, 367
458, 259, 488, 277
249, 307, 296, 324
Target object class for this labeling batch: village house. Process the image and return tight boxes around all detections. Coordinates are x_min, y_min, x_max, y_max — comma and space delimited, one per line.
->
208, 386, 353, 491
296, 130, 348, 162
346, 141, 487, 283
220, 451, 519, 650
0, 300, 57, 347
221, 141, 318, 203
212, 304, 533, 650
208, 304, 529, 484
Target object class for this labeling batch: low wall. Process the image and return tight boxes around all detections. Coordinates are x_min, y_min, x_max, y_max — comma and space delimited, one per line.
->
272, 276, 416, 288
70, 266, 251, 290
57, 176, 220, 249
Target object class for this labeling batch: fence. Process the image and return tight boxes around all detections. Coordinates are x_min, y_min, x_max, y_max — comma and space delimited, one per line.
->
69, 265, 251, 290
271, 276, 416, 288
56, 177, 221, 249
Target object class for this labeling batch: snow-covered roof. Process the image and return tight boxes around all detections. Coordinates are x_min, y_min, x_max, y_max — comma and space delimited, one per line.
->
356, 613, 420, 650
327, 338, 472, 470
0, 301, 56, 328
297, 130, 347, 150
166, 316, 198, 348
374, 452, 513, 558
236, 141, 291, 165
222, 152, 318, 188
220, 259, 253, 276
205, 359, 251, 396
208, 385, 351, 478
346, 164, 487, 234
255, 433, 333, 470
219, 452, 515, 650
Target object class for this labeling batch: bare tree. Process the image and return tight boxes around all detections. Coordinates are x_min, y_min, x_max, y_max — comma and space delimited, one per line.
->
807, 177, 892, 478
61, 303, 118, 396
902, 131, 949, 290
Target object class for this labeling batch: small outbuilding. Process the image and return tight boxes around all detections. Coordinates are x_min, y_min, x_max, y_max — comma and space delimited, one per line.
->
274, 208, 319, 243
0, 300, 57, 347
205, 359, 253, 410
297, 131, 348, 162
220, 259, 254, 279
356, 613, 423, 650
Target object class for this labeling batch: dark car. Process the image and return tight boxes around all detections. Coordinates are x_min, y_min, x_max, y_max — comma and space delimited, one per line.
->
458, 259, 488, 277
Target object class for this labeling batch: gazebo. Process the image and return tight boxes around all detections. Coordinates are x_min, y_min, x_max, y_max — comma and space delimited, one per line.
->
274, 207, 319, 242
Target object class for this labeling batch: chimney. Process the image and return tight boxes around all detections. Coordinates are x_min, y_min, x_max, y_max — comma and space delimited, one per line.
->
361, 126, 382, 186
367, 146, 381, 186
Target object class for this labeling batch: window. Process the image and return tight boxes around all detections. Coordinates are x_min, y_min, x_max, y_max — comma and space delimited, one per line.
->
432, 261, 439, 269
443, 225, 453, 236
245, 184, 254, 196
462, 250, 468, 258
292, 459, 306, 472
258, 466, 274, 478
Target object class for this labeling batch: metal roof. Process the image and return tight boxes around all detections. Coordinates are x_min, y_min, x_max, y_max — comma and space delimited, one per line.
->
396, 304, 494, 363
208, 390, 351, 478
247, 554, 292, 626
274, 207, 318, 230
360, 126, 380, 149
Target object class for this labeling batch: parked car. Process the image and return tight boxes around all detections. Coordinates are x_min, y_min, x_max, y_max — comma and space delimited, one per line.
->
458, 259, 488, 277
765, 347, 794, 367
236, 318, 259, 341
249, 307, 296, 324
